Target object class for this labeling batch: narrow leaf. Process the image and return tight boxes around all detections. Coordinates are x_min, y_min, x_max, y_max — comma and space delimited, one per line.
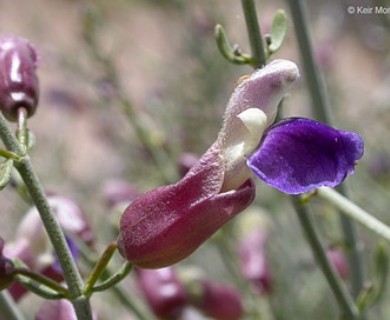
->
268, 10, 288, 54
0, 159, 13, 190
357, 241, 388, 313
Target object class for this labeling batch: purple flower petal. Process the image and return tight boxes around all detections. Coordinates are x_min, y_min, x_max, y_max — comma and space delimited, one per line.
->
247, 118, 364, 194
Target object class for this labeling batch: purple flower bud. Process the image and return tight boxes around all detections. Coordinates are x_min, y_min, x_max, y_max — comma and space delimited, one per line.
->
35, 299, 98, 320
0, 238, 14, 290
188, 279, 243, 320
136, 267, 188, 319
326, 248, 349, 279
0, 35, 39, 121
118, 143, 255, 268
238, 230, 272, 294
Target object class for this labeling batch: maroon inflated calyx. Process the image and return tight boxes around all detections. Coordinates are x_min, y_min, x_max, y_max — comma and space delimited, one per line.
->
0, 35, 39, 121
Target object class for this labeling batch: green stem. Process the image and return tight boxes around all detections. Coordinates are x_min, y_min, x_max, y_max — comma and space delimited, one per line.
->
241, 0, 267, 67
291, 196, 361, 320
14, 267, 68, 297
111, 284, 155, 320
0, 148, 20, 161
286, 0, 364, 299
0, 291, 26, 320
285, 0, 332, 122
317, 187, 390, 242
16, 108, 28, 152
77, 242, 154, 320
92, 262, 132, 293
0, 113, 92, 320
84, 242, 118, 296
119, 99, 178, 183
14, 275, 65, 300
82, 11, 178, 184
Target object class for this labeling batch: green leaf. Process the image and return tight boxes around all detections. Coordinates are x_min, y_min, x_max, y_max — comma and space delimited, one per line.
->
357, 241, 388, 313
215, 24, 253, 65
268, 10, 288, 54
0, 159, 13, 190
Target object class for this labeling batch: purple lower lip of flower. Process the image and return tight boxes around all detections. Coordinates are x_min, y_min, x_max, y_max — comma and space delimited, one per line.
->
247, 117, 364, 194
118, 143, 256, 268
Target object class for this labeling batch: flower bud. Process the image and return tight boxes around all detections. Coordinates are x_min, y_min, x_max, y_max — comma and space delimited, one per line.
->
0, 35, 39, 121
238, 229, 272, 294
4, 195, 88, 301
136, 267, 187, 319
0, 238, 15, 290
187, 278, 243, 320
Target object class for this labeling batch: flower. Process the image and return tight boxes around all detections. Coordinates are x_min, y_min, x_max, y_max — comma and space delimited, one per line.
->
186, 277, 243, 320
4, 194, 92, 300
135, 267, 188, 320
118, 59, 364, 269
0, 34, 39, 121
237, 229, 272, 294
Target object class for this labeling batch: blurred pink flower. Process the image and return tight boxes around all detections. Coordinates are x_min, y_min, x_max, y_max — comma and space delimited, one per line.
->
136, 267, 187, 319
238, 229, 272, 294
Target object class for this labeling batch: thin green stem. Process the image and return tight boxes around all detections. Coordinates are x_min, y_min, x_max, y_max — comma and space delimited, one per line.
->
16, 108, 28, 152
291, 196, 361, 320
241, 0, 267, 67
77, 242, 154, 320
84, 242, 118, 296
0, 113, 92, 320
0, 148, 20, 161
286, 0, 332, 122
82, 10, 178, 184
14, 274, 65, 300
14, 267, 68, 297
0, 291, 26, 320
317, 187, 390, 242
119, 99, 178, 183
286, 0, 364, 299
92, 262, 132, 293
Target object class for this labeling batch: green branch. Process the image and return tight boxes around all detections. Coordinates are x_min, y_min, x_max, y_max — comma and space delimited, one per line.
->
0, 113, 92, 320
240, 0, 267, 67
286, 0, 364, 299
317, 188, 390, 242
0, 291, 26, 320
291, 196, 361, 320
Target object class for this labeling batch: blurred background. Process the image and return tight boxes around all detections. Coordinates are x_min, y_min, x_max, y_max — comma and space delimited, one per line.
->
0, 0, 389, 319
